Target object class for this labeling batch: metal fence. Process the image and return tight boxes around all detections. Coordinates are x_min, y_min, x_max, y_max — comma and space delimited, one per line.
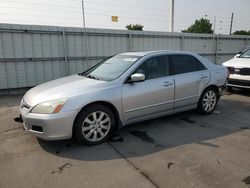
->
0, 23, 249, 90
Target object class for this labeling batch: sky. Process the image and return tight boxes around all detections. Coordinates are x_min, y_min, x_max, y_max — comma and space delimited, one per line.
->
0, 0, 249, 34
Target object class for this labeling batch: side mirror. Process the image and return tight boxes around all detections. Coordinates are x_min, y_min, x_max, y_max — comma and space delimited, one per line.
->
235, 54, 241, 58
129, 73, 145, 82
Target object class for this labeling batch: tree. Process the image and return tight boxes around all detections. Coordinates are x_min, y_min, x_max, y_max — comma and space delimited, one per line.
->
182, 18, 213, 34
126, 24, 144, 31
233, 30, 250, 35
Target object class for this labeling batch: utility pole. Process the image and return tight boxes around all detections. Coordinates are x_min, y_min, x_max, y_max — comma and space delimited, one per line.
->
81, 0, 89, 66
213, 16, 216, 34
229, 12, 234, 35
169, 0, 174, 32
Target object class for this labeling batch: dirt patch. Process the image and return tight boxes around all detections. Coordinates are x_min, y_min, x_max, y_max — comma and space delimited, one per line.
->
241, 126, 249, 129
129, 130, 155, 144
14, 117, 23, 123
65, 143, 71, 148
109, 134, 124, 143
167, 162, 174, 169
51, 163, 74, 174
242, 176, 250, 185
180, 117, 196, 124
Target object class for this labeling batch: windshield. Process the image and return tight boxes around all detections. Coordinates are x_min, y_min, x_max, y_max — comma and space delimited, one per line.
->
81, 55, 141, 81
239, 49, 250, 58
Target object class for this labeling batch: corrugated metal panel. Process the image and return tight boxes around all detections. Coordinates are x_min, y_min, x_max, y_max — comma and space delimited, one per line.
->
0, 23, 249, 90
218, 54, 235, 64
0, 63, 8, 89
183, 37, 216, 54
220, 38, 245, 53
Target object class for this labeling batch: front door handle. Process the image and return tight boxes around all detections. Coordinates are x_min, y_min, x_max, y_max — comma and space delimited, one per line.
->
163, 81, 173, 87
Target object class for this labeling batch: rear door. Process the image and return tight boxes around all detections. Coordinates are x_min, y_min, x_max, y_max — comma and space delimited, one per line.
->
170, 54, 210, 109
122, 55, 174, 123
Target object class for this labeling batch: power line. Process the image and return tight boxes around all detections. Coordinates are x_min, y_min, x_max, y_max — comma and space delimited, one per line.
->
1, 8, 247, 28
1, 1, 249, 33
0, 4, 171, 20
2, 2, 250, 23
5, 0, 250, 22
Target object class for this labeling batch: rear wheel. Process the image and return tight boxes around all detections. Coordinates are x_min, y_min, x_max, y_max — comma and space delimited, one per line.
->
197, 87, 218, 114
74, 104, 115, 145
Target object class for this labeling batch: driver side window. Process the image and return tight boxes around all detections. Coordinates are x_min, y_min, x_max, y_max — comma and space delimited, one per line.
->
134, 55, 170, 80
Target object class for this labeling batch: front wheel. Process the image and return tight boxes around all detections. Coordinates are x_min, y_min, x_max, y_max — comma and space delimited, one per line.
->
197, 88, 218, 114
74, 104, 115, 145
227, 86, 239, 93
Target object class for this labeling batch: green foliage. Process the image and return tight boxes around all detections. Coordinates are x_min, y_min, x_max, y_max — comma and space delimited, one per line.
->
126, 24, 144, 31
182, 18, 213, 34
233, 30, 250, 35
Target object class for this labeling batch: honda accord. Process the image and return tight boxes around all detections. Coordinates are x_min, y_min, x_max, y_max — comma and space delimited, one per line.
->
20, 51, 228, 145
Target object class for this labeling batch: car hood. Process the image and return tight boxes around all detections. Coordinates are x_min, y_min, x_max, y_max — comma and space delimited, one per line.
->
23, 75, 107, 107
223, 57, 250, 68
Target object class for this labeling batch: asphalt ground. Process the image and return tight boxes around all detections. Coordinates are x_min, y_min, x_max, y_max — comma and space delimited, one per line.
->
0, 90, 249, 188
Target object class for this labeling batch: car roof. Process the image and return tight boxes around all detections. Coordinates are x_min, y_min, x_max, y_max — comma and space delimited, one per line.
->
120, 50, 196, 57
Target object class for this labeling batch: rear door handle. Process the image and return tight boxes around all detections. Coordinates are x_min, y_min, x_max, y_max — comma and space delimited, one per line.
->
200, 74, 208, 79
163, 81, 173, 87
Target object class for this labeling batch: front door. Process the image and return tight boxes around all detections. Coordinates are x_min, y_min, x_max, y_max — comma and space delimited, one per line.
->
122, 55, 175, 123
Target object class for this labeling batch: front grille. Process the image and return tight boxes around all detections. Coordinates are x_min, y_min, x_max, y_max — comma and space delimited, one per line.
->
227, 67, 250, 75
228, 79, 250, 87
239, 68, 250, 75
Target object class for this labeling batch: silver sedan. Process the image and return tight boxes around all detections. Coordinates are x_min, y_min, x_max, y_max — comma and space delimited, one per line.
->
20, 51, 228, 145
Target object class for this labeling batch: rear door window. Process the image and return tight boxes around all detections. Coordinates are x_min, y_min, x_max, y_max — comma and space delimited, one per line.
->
170, 55, 206, 75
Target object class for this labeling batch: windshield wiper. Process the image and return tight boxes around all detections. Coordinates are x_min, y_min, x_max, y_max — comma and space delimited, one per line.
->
78, 72, 84, 76
86, 74, 99, 80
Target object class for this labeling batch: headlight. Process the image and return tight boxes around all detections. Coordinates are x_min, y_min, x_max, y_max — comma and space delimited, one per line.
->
31, 98, 68, 114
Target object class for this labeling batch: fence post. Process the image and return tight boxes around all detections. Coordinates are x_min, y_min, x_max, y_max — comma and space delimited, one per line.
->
215, 35, 219, 64
246, 37, 249, 46
0, 33, 9, 89
128, 33, 133, 52
127, 33, 133, 52
180, 34, 184, 51
62, 29, 68, 75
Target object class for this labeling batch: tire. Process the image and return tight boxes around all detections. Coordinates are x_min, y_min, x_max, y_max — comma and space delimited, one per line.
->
227, 86, 235, 93
197, 87, 218, 114
74, 104, 115, 145
227, 86, 240, 93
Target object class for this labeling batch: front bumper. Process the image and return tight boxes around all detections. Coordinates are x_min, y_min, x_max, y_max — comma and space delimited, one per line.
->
226, 74, 250, 89
20, 107, 79, 140
227, 78, 250, 89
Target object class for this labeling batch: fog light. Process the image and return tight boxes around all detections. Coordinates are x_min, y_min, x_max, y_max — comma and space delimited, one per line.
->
32, 125, 43, 132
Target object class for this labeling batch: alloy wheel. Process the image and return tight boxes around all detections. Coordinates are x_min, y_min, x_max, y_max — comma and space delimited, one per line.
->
202, 90, 217, 112
81, 111, 111, 142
